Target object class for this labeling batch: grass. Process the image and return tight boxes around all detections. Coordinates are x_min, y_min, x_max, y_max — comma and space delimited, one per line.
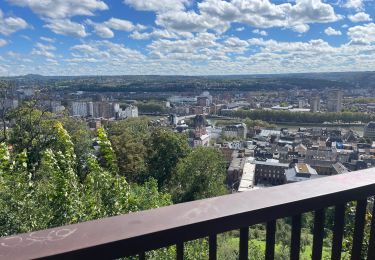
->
217, 236, 351, 260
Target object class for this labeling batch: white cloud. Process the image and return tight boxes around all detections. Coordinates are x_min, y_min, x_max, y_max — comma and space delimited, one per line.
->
44, 19, 87, 37
156, 10, 230, 33
104, 18, 134, 31
324, 27, 342, 36
343, 0, 364, 11
91, 23, 114, 38
0, 39, 7, 47
0, 9, 28, 35
155, 0, 342, 34
236, 27, 245, 32
252, 29, 268, 36
40, 36, 55, 43
71, 44, 99, 53
70, 40, 144, 62
348, 23, 375, 44
123, 0, 190, 12
9, 0, 108, 19
31, 42, 56, 58
292, 24, 310, 33
88, 18, 145, 38
130, 29, 192, 40
348, 12, 372, 23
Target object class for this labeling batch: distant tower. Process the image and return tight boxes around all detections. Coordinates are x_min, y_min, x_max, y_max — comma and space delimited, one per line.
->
310, 95, 320, 113
327, 89, 343, 112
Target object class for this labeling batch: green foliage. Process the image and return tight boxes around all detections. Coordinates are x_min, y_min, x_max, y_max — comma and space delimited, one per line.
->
243, 118, 277, 129
171, 147, 227, 203
137, 101, 167, 114
148, 128, 190, 189
60, 116, 93, 179
233, 109, 375, 124
96, 127, 119, 175
351, 98, 375, 104
1, 105, 229, 259
107, 118, 150, 183
8, 104, 57, 174
279, 102, 289, 107
0, 117, 172, 238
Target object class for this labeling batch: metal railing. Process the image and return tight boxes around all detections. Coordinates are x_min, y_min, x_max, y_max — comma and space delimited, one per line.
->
1, 169, 375, 260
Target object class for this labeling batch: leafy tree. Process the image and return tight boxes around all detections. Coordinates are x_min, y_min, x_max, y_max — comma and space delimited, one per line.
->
60, 116, 93, 180
8, 103, 57, 175
147, 128, 189, 189
0, 81, 14, 141
96, 127, 119, 175
170, 147, 227, 203
107, 118, 150, 183
0, 120, 172, 239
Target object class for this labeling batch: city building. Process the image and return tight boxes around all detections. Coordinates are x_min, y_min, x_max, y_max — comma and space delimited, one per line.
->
285, 163, 322, 183
310, 95, 320, 112
71, 101, 120, 118
197, 96, 210, 107
223, 123, 248, 139
117, 105, 138, 119
364, 122, 375, 140
327, 89, 343, 112
71, 101, 89, 117
254, 160, 290, 186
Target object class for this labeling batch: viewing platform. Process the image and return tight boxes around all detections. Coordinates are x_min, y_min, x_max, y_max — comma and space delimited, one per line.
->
1, 169, 375, 260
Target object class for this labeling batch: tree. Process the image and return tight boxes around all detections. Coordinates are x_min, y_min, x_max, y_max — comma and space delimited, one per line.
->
0, 81, 14, 141
147, 128, 189, 189
0, 121, 173, 238
96, 127, 119, 175
107, 118, 150, 183
170, 147, 227, 203
60, 116, 93, 180
8, 103, 57, 175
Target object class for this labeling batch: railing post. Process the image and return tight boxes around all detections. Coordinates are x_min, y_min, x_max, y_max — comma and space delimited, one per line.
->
291, 214, 302, 260
265, 220, 276, 260
209, 234, 217, 260
312, 208, 325, 260
331, 204, 345, 260
351, 199, 367, 260
176, 242, 184, 260
239, 227, 249, 260
367, 198, 375, 259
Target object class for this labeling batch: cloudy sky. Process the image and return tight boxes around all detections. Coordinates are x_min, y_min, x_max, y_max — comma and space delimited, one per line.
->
0, 0, 374, 76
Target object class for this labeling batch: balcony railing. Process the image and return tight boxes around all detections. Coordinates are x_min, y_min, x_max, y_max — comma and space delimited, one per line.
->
1, 169, 375, 260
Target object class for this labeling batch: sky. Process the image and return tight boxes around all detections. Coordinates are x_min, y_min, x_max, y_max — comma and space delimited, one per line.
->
0, 0, 374, 76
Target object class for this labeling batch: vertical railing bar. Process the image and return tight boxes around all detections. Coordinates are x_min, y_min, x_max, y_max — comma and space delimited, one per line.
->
312, 208, 325, 260
367, 198, 375, 260
331, 204, 345, 260
351, 199, 367, 260
239, 227, 249, 260
139, 252, 146, 260
265, 220, 276, 260
209, 234, 217, 260
291, 214, 302, 260
176, 242, 184, 260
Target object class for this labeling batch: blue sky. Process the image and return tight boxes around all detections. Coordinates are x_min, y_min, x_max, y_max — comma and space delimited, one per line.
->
0, 0, 374, 76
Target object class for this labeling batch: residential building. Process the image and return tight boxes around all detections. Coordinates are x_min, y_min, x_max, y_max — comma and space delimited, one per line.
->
327, 89, 343, 112
364, 122, 375, 140
254, 160, 290, 186
223, 123, 248, 139
310, 95, 320, 112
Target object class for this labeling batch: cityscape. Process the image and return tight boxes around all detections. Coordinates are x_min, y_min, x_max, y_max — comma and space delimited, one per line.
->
1, 0, 375, 259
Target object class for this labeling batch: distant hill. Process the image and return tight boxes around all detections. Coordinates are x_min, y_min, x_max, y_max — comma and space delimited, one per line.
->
1, 71, 374, 92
